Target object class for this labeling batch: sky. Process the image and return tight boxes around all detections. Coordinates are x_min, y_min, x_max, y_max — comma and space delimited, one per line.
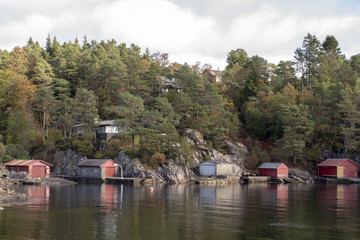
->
0, 0, 359, 70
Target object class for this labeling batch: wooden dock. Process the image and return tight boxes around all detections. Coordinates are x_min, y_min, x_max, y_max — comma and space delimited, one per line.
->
61, 176, 155, 184
242, 176, 271, 183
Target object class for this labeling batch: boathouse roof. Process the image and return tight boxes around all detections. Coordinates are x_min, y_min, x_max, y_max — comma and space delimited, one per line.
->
258, 162, 287, 169
317, 158, 358, 167
4, 160, 53, 167
78, 159, 119, 167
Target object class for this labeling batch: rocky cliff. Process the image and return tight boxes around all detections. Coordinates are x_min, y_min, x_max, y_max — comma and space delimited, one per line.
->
51, 128, 250, 183
112, 128, 249, 183
183, 128, 248, 167
52, 149, 85, 176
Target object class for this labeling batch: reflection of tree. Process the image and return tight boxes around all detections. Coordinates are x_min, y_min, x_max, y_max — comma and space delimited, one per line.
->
4, 183, 360, 239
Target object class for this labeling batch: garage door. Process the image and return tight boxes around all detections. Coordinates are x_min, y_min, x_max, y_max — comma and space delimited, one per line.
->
105, 167, 115, 177
200, 165, 216, 176
32, 166, 46, 178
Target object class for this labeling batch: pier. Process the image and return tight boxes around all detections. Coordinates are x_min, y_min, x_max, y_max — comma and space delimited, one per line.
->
61, 176, 155, 184
241, 176, 271, 183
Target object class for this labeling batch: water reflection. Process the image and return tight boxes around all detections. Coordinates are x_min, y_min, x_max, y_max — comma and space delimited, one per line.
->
318, 184, 358, 231
26, 185, 50, 211
2, 183, 360, 240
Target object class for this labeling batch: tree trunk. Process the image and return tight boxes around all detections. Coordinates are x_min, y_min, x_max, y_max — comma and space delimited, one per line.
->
132, 133, 135, 151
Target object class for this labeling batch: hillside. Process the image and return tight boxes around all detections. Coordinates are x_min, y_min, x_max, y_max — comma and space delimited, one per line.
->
0, 34, 360, 171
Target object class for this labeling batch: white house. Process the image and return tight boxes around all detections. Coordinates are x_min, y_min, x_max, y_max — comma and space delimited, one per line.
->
199, 161, 239, 176
74, 119, 126, 141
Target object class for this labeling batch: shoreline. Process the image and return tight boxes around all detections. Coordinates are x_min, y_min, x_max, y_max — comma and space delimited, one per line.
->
1, 175, 360, 205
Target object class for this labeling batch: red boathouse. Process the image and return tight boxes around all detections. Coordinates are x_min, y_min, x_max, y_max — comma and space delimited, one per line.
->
317, 159, 358, 178
78, 159, 121, 178
258, 162, 289, 178
5, 160, 53, 178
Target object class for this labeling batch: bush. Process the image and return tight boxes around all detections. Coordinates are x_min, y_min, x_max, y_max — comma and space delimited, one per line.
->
0, 143, 5, 157
174, 137, 194, 166
71, 140, 93, 158
18, 130, 45, 154
1, 155, 14, 163
70, 133, 95, 158
104, 138, 122, 158
94, 151, 104, 159
5, 144, 30, 159
150, 152, 167, 168
208, 128, 228, 153
125, 150, 141, 160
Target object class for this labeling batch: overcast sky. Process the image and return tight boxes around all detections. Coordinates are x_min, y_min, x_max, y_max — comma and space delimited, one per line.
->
0, 0, 359, 69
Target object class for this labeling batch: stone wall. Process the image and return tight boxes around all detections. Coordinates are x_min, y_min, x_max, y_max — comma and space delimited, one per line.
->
79, 167, 102, 178
216, 163, 241, 176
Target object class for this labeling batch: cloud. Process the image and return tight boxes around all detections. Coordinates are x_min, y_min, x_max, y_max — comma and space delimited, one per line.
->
0, 0, 359, 70
94, 0, 216, 51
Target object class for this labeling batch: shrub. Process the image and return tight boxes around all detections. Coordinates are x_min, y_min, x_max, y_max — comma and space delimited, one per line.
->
71, 140, 93, 158
1, 155, 14, 163
104, 138, 122, 158
0, 143, 5, 157
125, 150, 141, 159
70, 133, 95, 157
150, 152, 167, 168
208, 128, 227, 153
18, 130, 45, 154
5, 144, 30, 159
94, 151, 104, 159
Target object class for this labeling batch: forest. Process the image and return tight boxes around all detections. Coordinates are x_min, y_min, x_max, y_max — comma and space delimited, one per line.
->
0, 33, 359, 170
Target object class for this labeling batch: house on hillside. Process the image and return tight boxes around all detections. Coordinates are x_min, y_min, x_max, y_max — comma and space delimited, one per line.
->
78, 159, 121, 178
75, 119, 126, 141
96, 120, 126, 141
258, 162, 289, 178
317, 158, 358, 178
5, 160, 53, 178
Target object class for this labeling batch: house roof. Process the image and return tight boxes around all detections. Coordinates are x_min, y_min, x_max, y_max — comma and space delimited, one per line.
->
258, 162, 286, 169
200, 161, 218, 166
78, 159, 118, 167
96, 120, 116, 126
4, 160, 53, 167
317, 158, 359, 167
199, 161, 234, 166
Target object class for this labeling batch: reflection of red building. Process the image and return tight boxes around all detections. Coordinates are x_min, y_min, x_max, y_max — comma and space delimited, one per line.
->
258, 163, 288, 178
5, 160, 53, 178
276, 184, 289, 209
319, 184, 358, 219
28, 186, 50, 200
317, 159, 358, 178
27, 185, 51, 211
100, 184, 123, 212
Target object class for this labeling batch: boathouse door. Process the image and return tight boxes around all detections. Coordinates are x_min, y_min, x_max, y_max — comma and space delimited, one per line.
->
337, 166, 344, 178
32, 165, 46, 178
106, 167, 115, 177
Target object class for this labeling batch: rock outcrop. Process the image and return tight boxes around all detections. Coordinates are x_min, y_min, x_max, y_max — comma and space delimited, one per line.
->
53, 149, 85, 176
288, 168, 314, 183
156, 160, 197, 184
183, 128, 248, 172
113, 151, 197, 183
112, 129, 249, 183
7, 171, 31, 179
114, 151, 146, 178
0, 179, 27, 202
51, 128, 249, 183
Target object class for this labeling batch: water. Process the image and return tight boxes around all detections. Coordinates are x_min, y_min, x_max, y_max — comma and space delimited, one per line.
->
1, 183, 360, 240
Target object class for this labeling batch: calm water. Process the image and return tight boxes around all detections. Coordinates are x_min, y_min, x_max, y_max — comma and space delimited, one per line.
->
1, 183, 360, 240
